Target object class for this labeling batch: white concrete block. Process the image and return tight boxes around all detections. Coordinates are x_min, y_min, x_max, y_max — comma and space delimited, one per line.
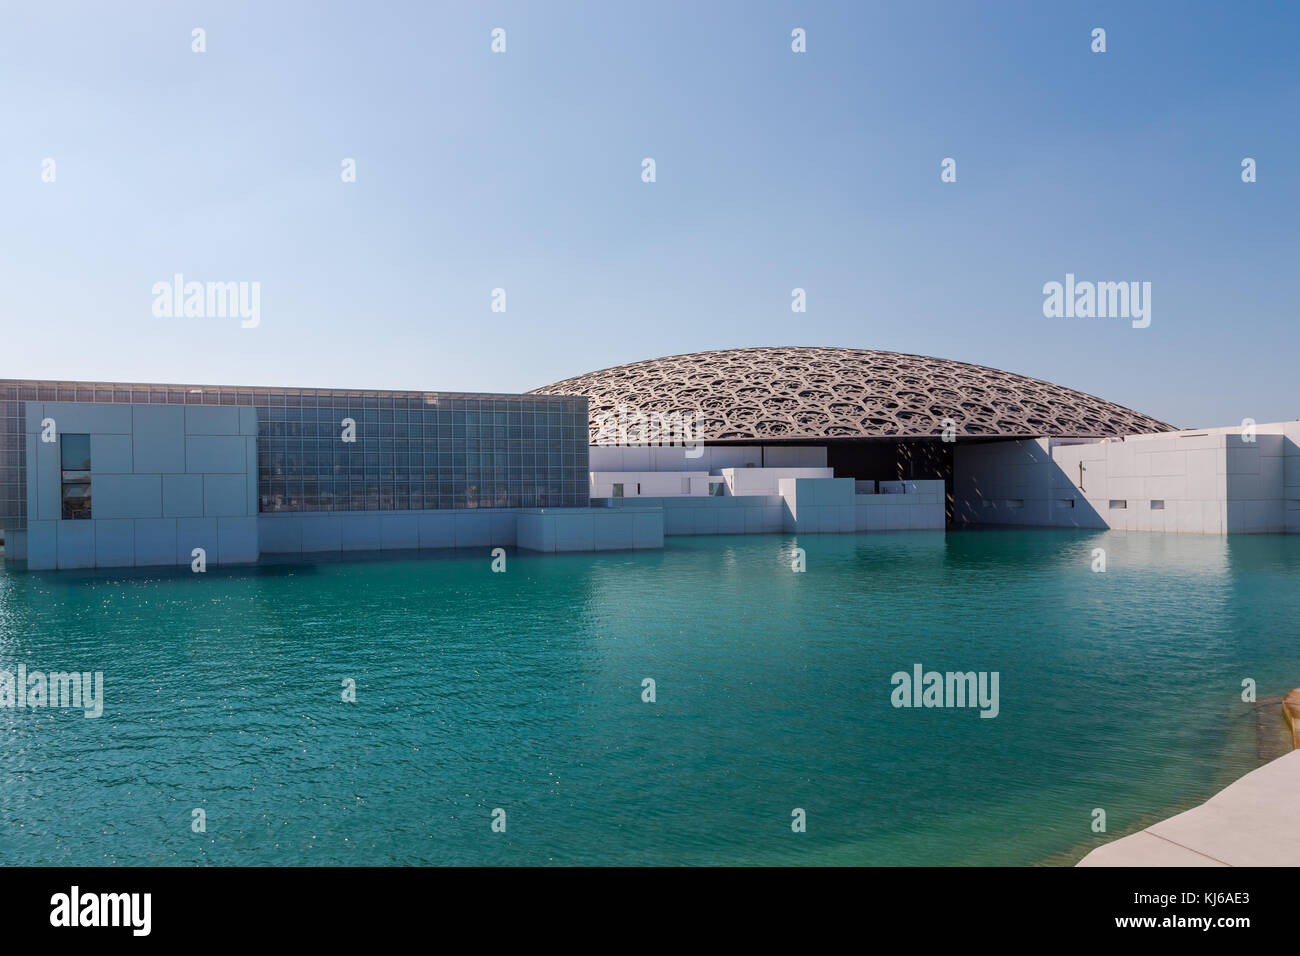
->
42, 402, 133, 435
418, 513, 455, 549
632, 512, 663, 549
716, 508, 745, 534
218, 516, 259, 563
162, 475, 203, 518
95, 475, 163, 519
380, 515, 419, 550
1226, 447, 1259, 475
245, 438, 258, 514
132, 406, 186, 473
301, 516, 343, 553
57, 521, 95, 569
94, 519, 134, 567
341, 516, 382, 550
25, 433, 38, 519
490, 512, 516, 546
90, 434, 133, 474
177, 517, 219, 566
26, 520, 57, 569
134, 518, 177, 566
1174, 499, 1201, 534
661, 508, 687, 535
554, 514, 594, 551
594, 512, 635, 549
453, 513, 491, 548
516, 513, 554, 552
204, 474, 249, 517
1147, 450, 1186, 476
259, 516, 302, 554
185, 406, 240, 436
1203, 500, 1224, 534
35, 437, 59, 521
186, 436, 246, 474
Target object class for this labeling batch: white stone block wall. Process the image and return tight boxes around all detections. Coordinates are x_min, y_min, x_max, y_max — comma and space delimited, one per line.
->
587, 444, 826, 473
259, 509, 520, 554
724, 467, 835, 497
515, 508, 663, 552
954, 422, 1300, 534
594, 479, 942, 536
779, 477, 943, 533
855, 480, 945, 531
1281, 422, 1300, 533
594, 495, 786, 535
260, 506, 664, 555
21, 402, 258, 569
588, 471, 714, 498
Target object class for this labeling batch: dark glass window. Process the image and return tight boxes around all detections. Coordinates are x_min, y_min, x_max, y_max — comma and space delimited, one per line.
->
61, 433, 90, 471
61, 433, 91, 519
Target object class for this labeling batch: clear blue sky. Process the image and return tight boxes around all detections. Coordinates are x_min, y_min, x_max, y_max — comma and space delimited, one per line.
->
2, 0, 1296, 428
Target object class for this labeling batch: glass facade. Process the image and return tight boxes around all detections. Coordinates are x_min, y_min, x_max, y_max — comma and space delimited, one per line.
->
0, 381, 589, 531
0, 384, 30, 533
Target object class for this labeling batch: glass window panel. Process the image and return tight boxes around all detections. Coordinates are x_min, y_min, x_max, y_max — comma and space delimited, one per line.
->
61, 483, 91, 519
60, 434, 90, 471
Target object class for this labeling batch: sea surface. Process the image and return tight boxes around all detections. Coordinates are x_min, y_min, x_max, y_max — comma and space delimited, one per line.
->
1, 528, 1296, 866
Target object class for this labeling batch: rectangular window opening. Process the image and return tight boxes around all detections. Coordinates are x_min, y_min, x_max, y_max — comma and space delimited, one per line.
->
61, 433, 92, 520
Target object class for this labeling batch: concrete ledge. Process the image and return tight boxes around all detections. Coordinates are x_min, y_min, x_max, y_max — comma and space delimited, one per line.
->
1078, 750, 1300, 866
261, 508, 534, 555
517, 507, 663, 552
594, 496, 783, 536
1077, 830, 1227, 867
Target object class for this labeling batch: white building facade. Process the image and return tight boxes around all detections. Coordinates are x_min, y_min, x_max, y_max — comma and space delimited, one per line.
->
953, 422, 1300, 534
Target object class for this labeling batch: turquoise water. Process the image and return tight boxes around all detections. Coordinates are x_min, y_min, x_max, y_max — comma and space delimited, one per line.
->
1, 529, 1297, 866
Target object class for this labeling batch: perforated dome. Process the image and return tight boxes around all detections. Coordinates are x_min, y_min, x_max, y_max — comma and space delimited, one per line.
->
530, 346, 1172, 443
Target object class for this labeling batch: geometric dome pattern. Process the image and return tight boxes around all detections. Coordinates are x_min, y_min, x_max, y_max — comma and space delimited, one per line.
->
530, 346, 1174, 443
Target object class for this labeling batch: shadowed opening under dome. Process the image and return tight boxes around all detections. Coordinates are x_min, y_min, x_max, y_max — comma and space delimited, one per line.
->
530, 346, 1174, 525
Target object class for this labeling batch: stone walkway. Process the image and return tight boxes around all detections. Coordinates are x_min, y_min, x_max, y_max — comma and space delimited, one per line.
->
1078, 750, 1300, 866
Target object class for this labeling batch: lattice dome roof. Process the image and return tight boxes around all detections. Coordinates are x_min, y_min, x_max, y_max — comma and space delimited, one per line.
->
530, 347, 1173, 443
